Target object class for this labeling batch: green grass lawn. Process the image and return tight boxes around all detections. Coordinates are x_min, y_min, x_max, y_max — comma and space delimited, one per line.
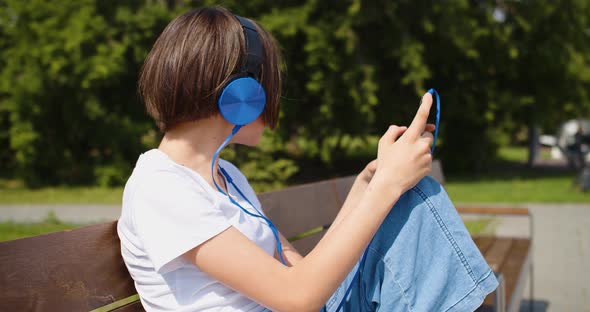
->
0, 213, 81, 242
1, 145, 579, 243
463, 218, 493, 235
445, 174, 588, 203
496, 145, 553, 162
444, 147, 589, 203
0, 146, 587, 205
0, 217, 490, 242
4, 176, 586, 204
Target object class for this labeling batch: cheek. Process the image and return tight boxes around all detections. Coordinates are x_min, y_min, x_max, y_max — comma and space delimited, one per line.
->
250, 122, 265, 142
251, 117, 265, 135
256, 120, 265, 134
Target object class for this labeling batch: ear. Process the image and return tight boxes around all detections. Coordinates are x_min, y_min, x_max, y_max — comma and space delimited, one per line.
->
218, 77, 266, 126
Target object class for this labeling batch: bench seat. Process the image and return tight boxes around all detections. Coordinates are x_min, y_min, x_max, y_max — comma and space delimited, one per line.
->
473, 237, 532, 312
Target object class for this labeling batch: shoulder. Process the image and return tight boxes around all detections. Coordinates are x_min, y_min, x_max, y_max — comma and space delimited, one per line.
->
123, 168, 231, 275
125, 168, 218, 225
129, 149, 216, 205
139, 170, 214, 203
219, 159, 249, 186
129, 168, 224, 236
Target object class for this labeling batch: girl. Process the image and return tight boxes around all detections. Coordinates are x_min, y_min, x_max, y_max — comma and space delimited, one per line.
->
118, 6, 498, 312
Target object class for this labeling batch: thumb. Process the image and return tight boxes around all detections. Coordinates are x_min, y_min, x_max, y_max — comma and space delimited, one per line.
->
382, 125, 408, 144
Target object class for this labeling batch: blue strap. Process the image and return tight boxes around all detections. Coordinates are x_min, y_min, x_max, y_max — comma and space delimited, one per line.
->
427, 88, 441, 154
211, 125, 287, 265
219, 166, 265, 217
211, 125, 242, 195
219, 166, 287, 265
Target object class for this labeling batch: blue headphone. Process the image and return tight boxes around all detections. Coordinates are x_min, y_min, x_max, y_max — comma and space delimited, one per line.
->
217, 15, 266, 126
211, 15, 287, 266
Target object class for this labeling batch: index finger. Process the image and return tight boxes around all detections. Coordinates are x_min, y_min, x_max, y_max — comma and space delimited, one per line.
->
406, 92, 433, 139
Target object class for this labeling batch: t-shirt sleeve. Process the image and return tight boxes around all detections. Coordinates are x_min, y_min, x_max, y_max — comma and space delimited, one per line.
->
132, 170, 231, 274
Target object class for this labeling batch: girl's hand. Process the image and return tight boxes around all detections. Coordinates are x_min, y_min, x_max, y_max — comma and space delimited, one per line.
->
360, 125, 435, 186
371, 92, 435, 197
358, 159, 377, 185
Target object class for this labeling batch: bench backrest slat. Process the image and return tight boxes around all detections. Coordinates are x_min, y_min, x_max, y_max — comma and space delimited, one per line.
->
259, 175, 356, 255
259, 177, 351, 237
258, 162, 444, 256
0, 222, 136, 311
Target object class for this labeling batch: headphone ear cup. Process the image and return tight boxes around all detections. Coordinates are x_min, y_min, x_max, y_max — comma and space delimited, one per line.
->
218, 76, 266, 126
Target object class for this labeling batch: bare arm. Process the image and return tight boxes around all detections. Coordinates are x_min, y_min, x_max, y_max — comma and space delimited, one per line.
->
183, 94, 435, 312
323, 167, 373, 237
326, 123, 435, 237
183, 184, 400, 312
276, 162, 377, 267
275, 230, 304, 266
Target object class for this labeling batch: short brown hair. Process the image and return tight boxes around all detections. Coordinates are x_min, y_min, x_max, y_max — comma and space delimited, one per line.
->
138, 7, 282, 132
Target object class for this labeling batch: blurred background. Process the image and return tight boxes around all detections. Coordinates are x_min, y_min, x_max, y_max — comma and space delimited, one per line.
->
0, 0, 589, 311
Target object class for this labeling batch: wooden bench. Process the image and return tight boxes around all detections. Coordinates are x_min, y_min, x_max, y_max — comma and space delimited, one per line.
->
466, 211, 534, 312
0, 162, 533, 311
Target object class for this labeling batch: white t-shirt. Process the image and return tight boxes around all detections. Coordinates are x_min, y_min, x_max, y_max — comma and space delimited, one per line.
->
117, 149, 276, 311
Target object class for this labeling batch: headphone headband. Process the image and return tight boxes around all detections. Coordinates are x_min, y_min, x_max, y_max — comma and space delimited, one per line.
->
234, 15, 263, 78
217, 15, 266, 126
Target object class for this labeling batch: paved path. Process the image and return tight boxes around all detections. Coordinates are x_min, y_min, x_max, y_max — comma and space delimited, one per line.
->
522, 204, 590, 312
1, 203, 589, 311
0, 204, 121, 223
477, 204, 590, 312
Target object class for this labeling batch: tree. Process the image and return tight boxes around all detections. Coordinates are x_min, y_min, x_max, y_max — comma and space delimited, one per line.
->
1, 0, 589, 188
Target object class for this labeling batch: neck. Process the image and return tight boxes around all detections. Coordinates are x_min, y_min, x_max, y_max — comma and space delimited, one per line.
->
158, 117, 234, 189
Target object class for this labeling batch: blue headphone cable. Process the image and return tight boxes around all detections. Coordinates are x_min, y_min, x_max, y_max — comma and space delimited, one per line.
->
211, 125, 287, 266
428, 88, 441, 154
328, 88, 441, 312
212, 89, 439, 311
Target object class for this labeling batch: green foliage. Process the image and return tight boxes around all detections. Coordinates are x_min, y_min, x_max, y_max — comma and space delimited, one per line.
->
0, 0, 173, 185
255, 0, 590, 174
1, 0, 589, 187
221, 129, 299, 192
